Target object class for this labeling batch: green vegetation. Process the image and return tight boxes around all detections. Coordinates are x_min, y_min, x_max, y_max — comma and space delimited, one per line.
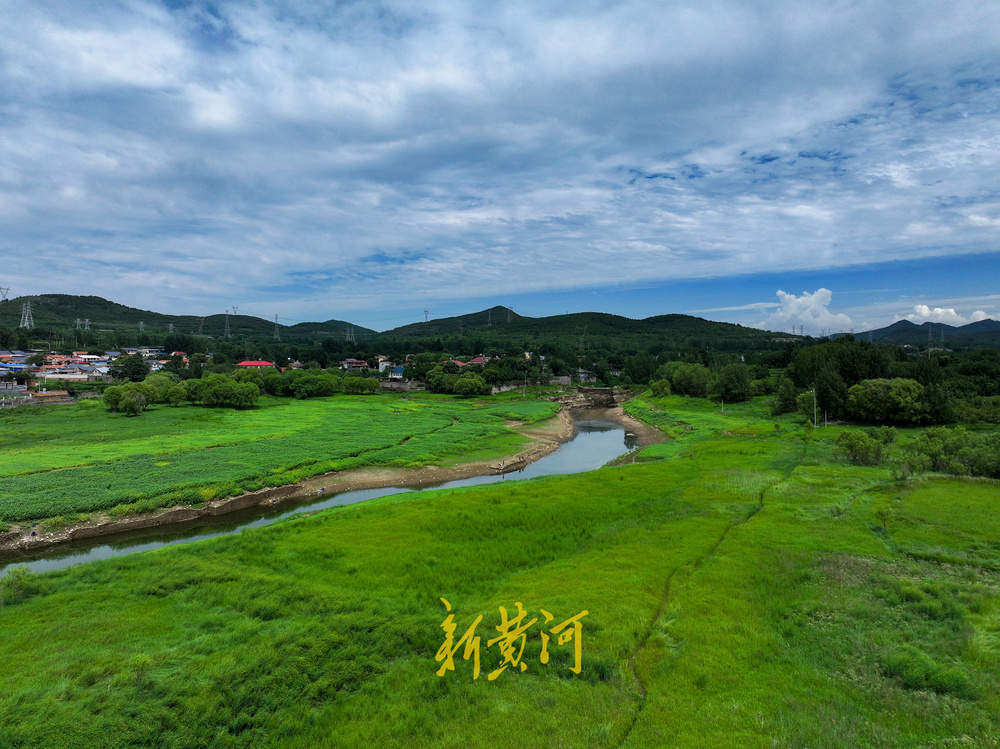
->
0, 393, 558, 524
0, 393, 997, 746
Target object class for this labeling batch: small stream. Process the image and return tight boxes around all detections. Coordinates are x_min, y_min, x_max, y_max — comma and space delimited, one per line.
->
1, 415, 635, 577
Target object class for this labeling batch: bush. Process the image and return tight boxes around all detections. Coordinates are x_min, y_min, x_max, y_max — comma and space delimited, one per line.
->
905, 426, 1000, 478
835, 430, 884, 465
883, 646, 975, 698
650, 378, 671, 397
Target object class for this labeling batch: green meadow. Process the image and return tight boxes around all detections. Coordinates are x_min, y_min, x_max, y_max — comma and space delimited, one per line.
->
0, 393, 558, 524
0, 394, 998, 747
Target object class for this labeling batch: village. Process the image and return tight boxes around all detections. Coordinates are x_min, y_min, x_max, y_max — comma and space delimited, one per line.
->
0, 346, 593, 408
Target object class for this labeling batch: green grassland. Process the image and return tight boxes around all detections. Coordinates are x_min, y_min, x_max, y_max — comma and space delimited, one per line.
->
0, 394, 998, 747
0, 393, 559, 524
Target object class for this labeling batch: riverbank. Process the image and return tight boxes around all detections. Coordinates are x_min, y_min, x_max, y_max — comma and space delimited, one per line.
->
1, 407, 588, 556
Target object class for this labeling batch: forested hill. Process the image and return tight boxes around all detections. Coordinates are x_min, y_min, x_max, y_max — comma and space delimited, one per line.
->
378, 306, 789, 351
0, 295, 373, 342
853, 318, 1000, 348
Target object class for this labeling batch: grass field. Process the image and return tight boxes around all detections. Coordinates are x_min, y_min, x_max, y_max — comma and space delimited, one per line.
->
0, 393, 559, 524
0, 394, 997, 747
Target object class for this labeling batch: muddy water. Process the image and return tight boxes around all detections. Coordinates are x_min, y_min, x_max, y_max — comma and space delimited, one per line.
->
1, 416, 634, 576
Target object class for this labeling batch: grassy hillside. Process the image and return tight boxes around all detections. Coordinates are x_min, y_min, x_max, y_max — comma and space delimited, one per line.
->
0, 395, 997, 746
0, 393, 558, 525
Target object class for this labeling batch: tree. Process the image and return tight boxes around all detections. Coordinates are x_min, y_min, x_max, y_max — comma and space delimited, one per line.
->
847, 378, 927, 425
454, 373, 489, 396
716, 364, 752, 402
118, 389, 148, 416
771, 377, 797, 415
670, 363, 712, 397
110, 353, 149, 382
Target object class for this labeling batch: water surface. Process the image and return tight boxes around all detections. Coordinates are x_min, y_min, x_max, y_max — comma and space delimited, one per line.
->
1, 416, 632, 576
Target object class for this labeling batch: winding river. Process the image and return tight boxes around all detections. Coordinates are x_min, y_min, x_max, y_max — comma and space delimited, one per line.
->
1, 415, 635, 577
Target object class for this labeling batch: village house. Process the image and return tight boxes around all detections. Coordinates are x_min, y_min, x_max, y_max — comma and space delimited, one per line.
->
341, 358, 368, 371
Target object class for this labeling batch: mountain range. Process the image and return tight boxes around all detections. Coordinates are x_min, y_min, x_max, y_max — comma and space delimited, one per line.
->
1, 294, 997, 349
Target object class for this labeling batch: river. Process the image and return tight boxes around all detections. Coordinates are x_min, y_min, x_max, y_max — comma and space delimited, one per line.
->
0, 415, 635, 577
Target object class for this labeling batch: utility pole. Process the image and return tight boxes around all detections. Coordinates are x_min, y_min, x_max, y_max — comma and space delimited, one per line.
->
812, 387, 817, 427
19, 301, 34, 329
273, 314, 281, 341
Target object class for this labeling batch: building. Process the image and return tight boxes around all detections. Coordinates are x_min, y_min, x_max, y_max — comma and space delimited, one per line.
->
341, 358, 368, 371
236, 360, 275, 369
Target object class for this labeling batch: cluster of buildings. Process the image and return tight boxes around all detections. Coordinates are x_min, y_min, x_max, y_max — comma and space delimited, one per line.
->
0, 347, 191, 384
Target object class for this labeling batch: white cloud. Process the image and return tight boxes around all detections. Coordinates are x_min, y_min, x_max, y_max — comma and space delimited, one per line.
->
762, 288, 852, 335
906, 304, 971, 325
971, 309, 989, 322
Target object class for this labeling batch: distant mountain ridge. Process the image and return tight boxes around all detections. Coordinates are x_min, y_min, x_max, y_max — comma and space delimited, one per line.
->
851, 317, 1000, 347
1, 295, 796, 349
0, 294, 373, 341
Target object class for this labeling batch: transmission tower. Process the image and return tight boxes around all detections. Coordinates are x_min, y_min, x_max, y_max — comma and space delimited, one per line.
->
273, 314, 280, 341
18, 301, 34, 329
424, 309, 429, 323
138, 321, 145, 333
168, 323, 174, 334
224, 309, 231, 339
198, 318, 205, 335
84, 318, 90, 331
75, 318, 81, 329
0, 287, 9, 302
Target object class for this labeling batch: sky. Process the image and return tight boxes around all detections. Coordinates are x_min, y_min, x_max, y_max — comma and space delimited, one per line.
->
1, 1, 999, 334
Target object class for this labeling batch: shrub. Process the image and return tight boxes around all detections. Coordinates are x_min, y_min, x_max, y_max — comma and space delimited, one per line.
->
835, 430, 884, 465
883, 646, 975, 698
649, 378, 671, 397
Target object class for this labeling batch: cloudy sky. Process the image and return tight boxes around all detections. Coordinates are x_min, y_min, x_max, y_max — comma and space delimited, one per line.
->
2, 1, 999, 333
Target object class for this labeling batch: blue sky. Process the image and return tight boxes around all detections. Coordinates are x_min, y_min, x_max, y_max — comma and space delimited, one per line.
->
1, 1, 999, 333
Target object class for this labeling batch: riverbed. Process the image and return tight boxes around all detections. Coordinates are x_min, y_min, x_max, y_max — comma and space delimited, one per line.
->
1, 411, 640, 577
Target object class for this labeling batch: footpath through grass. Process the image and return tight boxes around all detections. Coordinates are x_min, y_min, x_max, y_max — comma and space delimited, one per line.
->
0, 394, 997, 747
0, 392, 558, 525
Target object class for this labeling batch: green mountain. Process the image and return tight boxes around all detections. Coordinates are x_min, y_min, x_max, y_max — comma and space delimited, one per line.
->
377, 305, 793, 352
0, 295, 373, 342
853, 318, 1000, 348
